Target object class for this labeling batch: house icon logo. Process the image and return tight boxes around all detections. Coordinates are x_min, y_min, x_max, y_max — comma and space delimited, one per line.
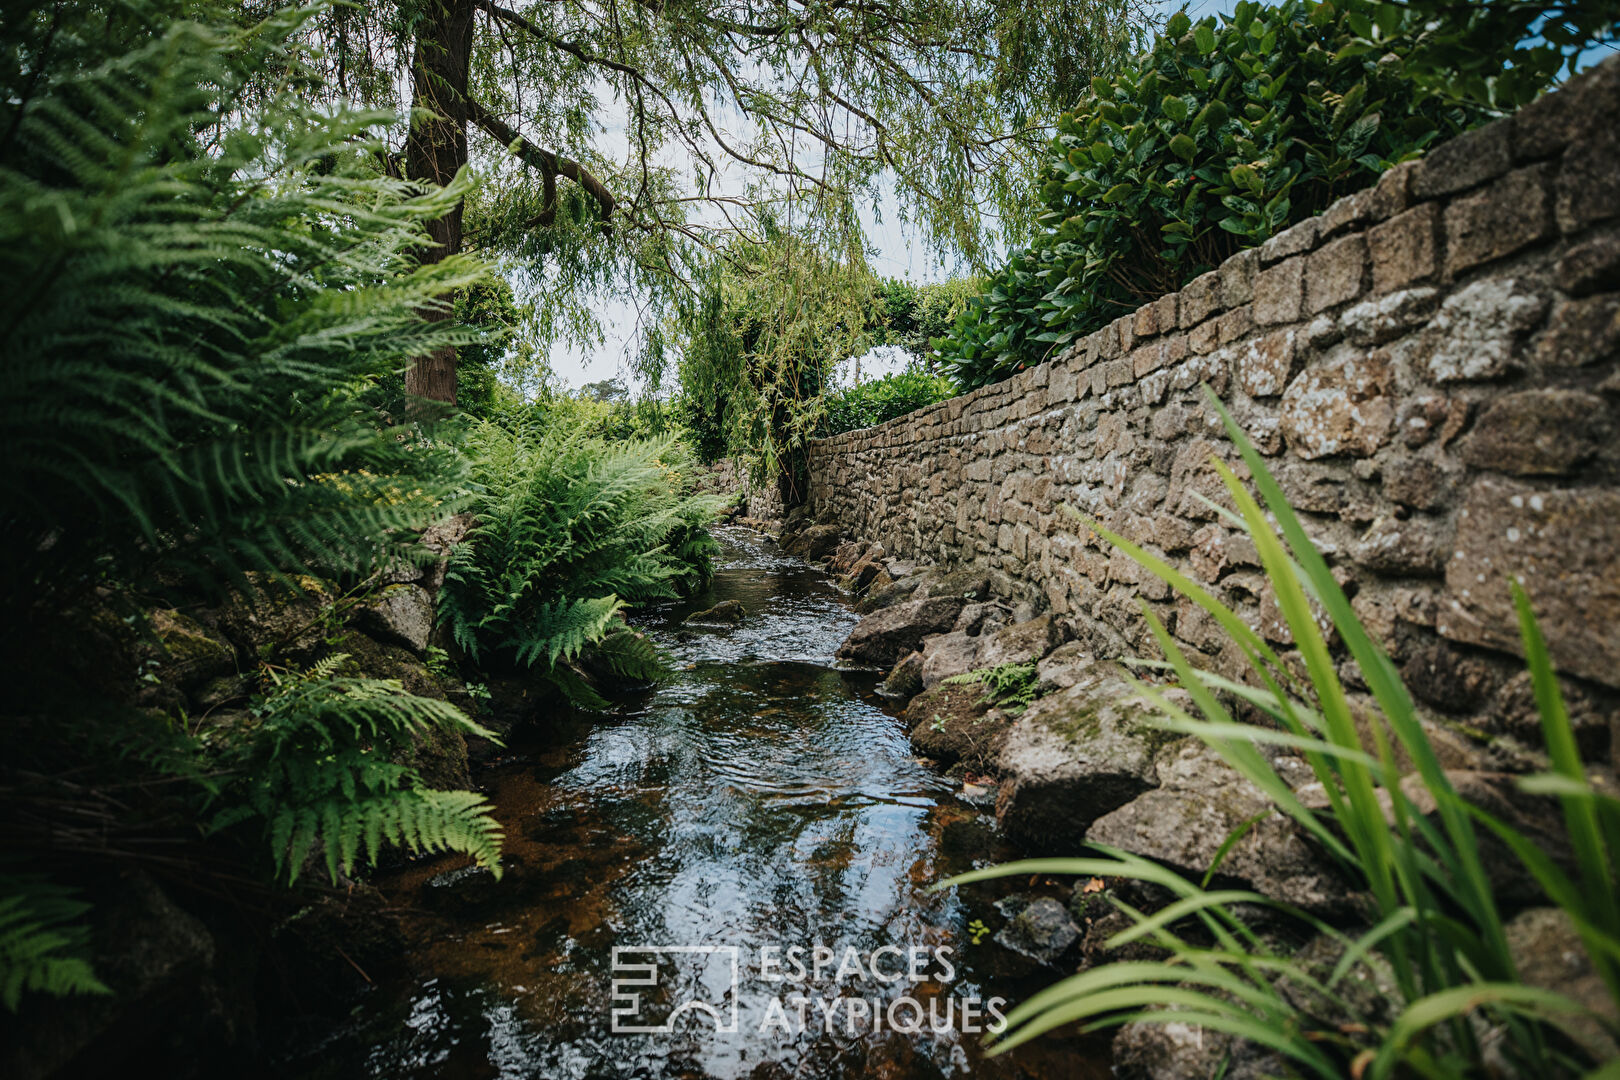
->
610, 945, 741, 1034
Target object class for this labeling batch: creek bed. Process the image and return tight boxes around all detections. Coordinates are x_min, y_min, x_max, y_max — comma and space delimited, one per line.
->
291, 526, 1110, 1079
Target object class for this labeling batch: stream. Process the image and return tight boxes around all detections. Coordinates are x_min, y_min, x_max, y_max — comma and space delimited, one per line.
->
292, 526, 1111, 1079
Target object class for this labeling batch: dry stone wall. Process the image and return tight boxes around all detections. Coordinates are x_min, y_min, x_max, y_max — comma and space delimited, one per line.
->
807, 57, 1620, 768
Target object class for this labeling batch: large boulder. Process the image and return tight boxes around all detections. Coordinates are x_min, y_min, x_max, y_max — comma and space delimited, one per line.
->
1087, 741, 1354, 916
836, 595, 968, 667
353, 583, 435, 655
781, 523, 843, 560
994, 663, 1169, 852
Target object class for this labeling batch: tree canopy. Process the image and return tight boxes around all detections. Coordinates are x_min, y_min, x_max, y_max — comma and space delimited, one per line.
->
278, 0, 1149, 401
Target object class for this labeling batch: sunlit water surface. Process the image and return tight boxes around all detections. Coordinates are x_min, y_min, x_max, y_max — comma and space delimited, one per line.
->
291, 527, 1109, 1080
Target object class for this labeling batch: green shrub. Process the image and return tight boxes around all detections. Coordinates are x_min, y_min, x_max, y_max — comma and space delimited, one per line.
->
822, 370, 956, 435
948, 391, 1620, 1076
439, 421, 722, 707
0, 1, 506, 1008
936, 0, 1492, 390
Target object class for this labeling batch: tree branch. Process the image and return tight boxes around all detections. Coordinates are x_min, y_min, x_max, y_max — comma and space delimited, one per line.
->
465, 97, 616, 230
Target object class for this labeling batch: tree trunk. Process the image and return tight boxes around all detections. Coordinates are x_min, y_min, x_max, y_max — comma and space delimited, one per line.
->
403, 0, 475, 406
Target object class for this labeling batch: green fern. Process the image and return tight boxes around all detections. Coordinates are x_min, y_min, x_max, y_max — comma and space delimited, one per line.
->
0, 874, 110, 1012
0, 2, 487, 617
943, 661, 1041, 715
210, 663, 505, 883
439, 420, 721, 705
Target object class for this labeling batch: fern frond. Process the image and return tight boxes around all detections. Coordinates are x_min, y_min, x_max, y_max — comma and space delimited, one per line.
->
0, 875, 110, 1012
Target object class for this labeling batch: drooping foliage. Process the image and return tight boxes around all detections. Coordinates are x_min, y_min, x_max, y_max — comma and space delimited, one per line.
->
822, 371, 957, 436
286, 0, 1150, 403
672, 233, 868, 494
0, 0, 508, 1010
936, 0, 1498, 390
950, 392, 1620, 1076
0, 872, 109, 1011
438, 421, 722, 708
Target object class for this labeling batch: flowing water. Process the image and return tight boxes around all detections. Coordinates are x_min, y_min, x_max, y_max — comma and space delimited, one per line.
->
294, 527, 1110, 1080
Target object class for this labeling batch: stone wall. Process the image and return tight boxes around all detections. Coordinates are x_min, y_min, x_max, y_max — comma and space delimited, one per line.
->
806, 57, 1620, 767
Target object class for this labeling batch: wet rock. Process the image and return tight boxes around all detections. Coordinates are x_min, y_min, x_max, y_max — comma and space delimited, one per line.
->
903, 682, 1004, 772
879, 650, 924, 699
1087, 741, 1355, 916
1504, 907, 1619, 1062
781, 524, 843, 560
994, 663, 1169, 852
684, 600, 746, 626
993, 897, 1079, 967
836, 595, 968, 667
920, 631, 981, 691
354, 583, 435, 655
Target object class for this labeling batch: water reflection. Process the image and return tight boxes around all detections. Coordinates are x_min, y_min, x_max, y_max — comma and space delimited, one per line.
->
293, 527, 1108, 1079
